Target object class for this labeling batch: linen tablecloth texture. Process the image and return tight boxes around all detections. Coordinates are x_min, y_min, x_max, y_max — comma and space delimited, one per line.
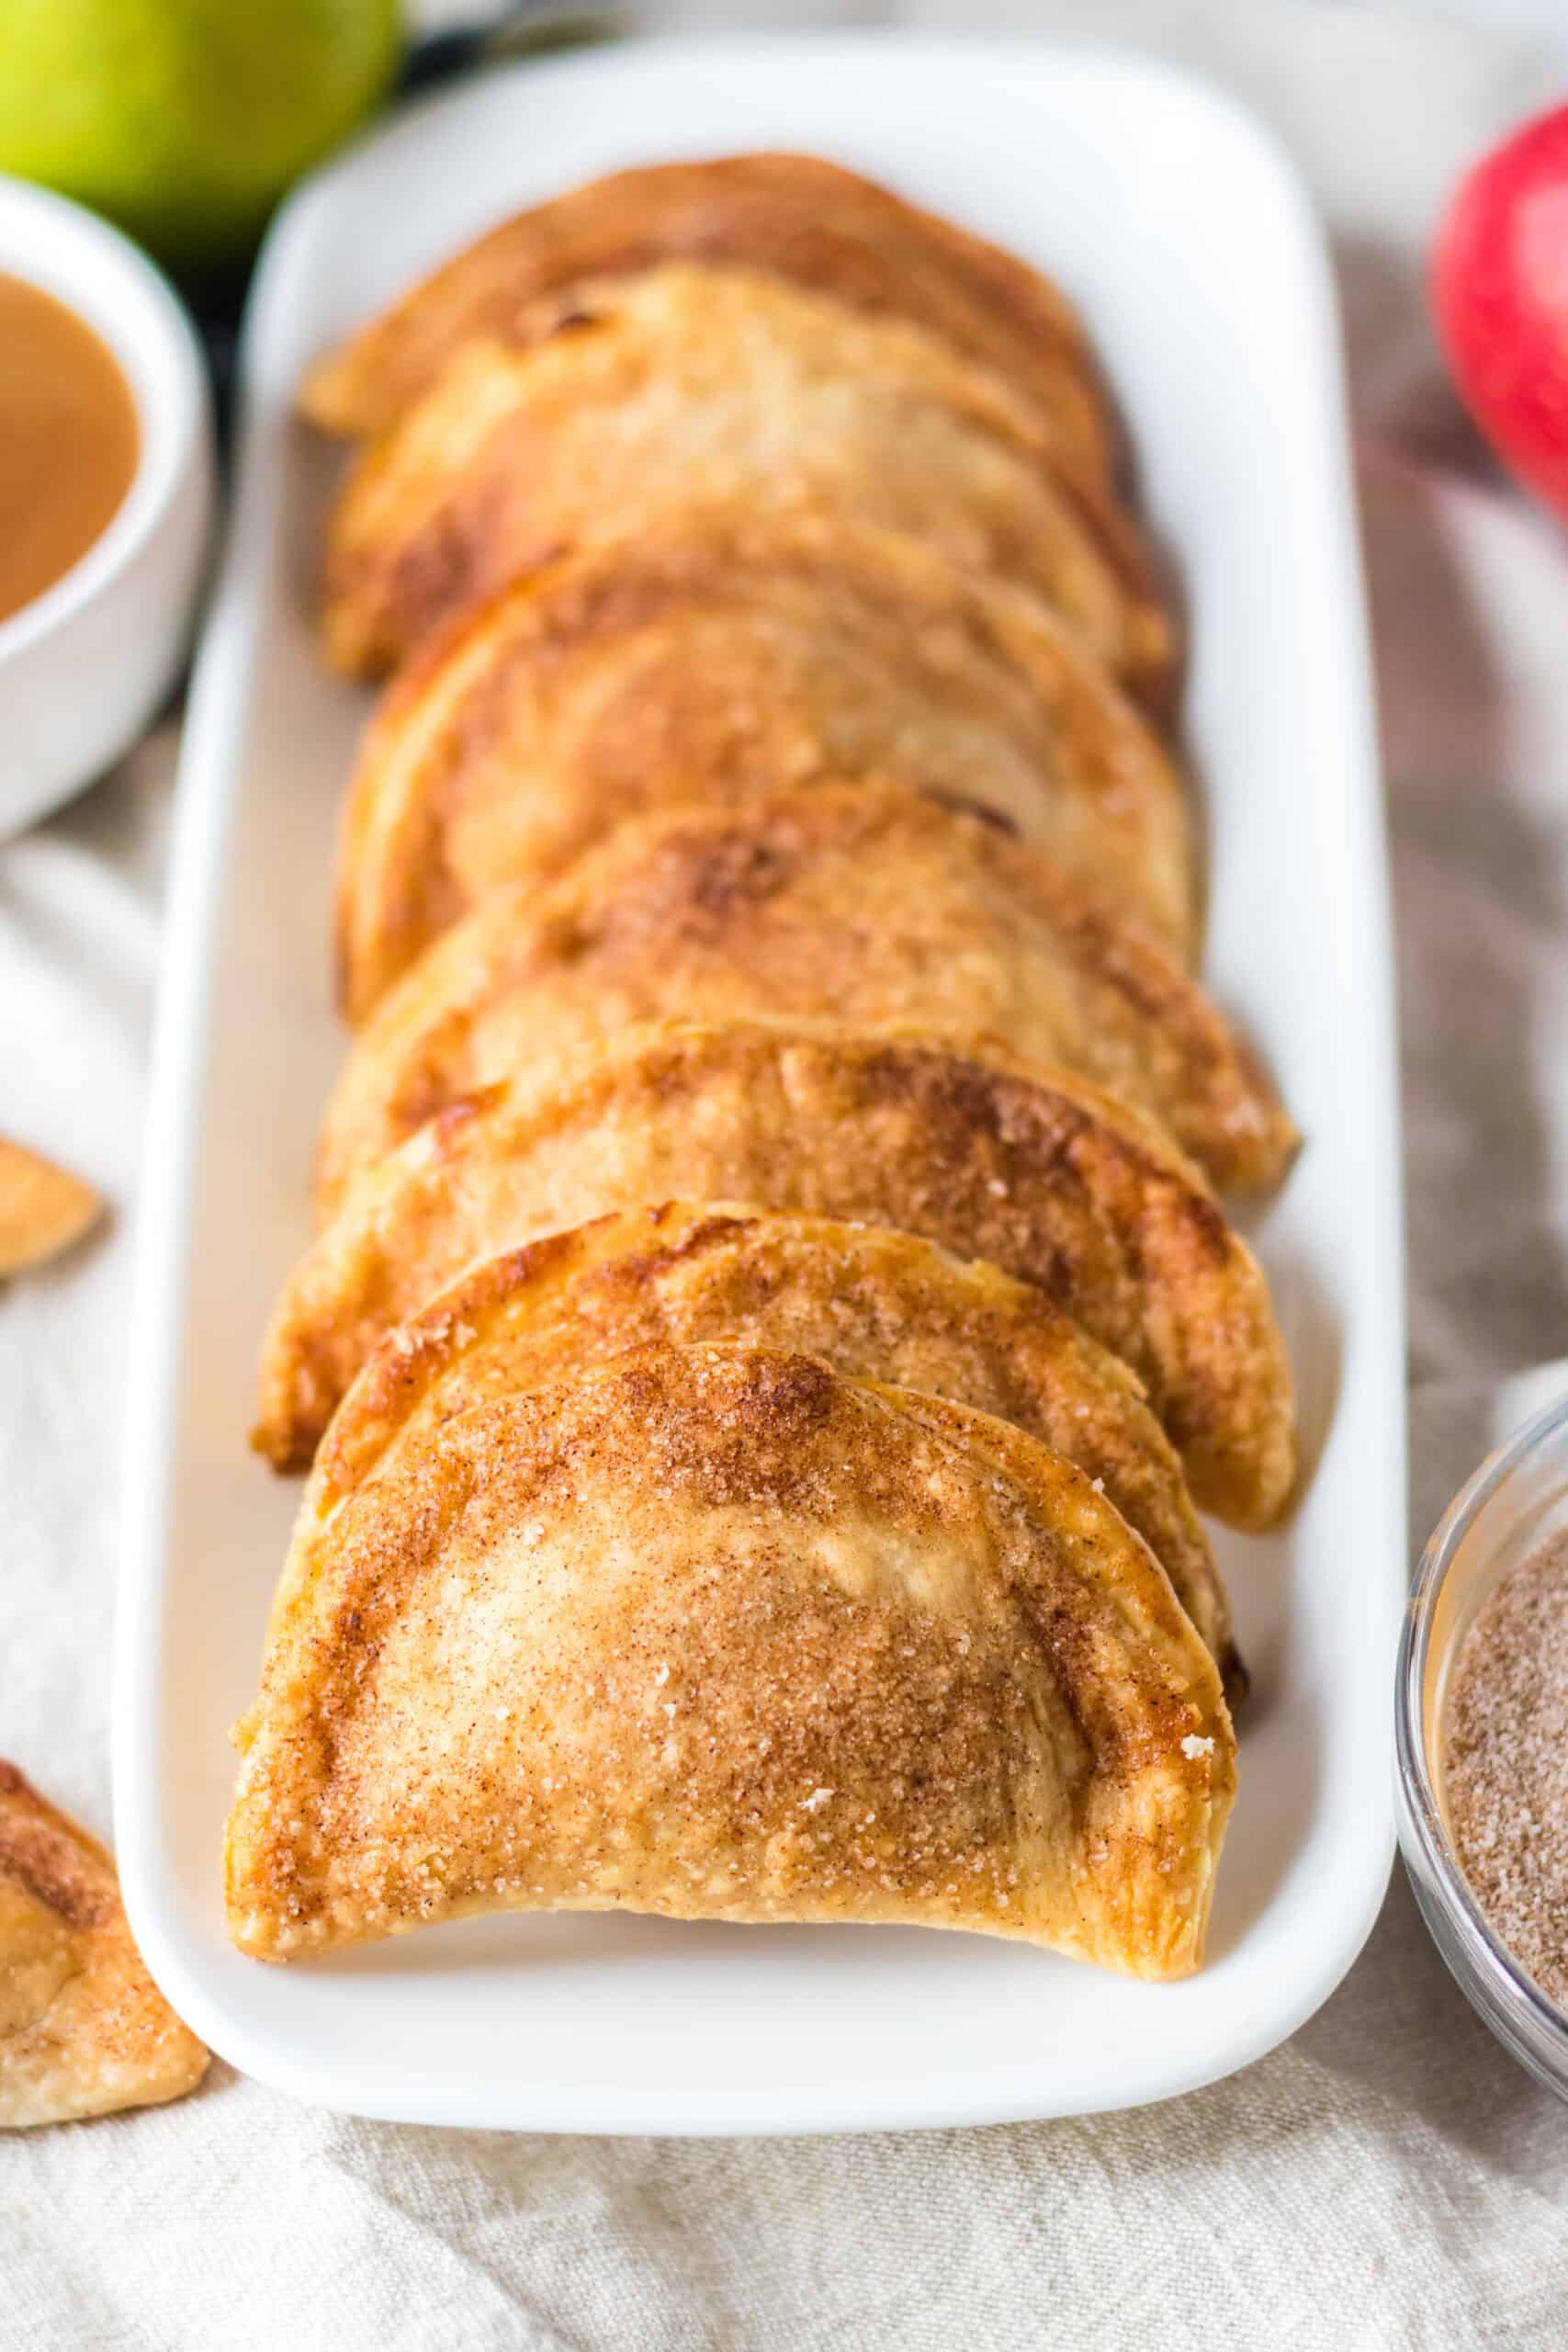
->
6, 4, 1568, 2343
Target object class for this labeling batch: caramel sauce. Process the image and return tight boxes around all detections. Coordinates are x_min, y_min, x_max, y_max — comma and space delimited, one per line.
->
0, 272, 141, 626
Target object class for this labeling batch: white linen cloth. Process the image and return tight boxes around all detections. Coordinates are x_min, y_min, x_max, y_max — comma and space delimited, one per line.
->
6, 5, 1568, 2343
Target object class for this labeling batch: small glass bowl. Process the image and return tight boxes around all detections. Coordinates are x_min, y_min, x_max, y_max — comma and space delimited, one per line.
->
1396, 1389, 1568, 2101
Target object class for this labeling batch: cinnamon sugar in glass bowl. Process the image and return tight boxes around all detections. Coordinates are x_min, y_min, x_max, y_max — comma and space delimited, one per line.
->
1397, 1390, 1568, 2102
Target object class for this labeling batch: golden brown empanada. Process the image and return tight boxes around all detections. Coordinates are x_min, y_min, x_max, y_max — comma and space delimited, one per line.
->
254, 1020, 1296, 1527
313, 786, 1292, 1213
334, 512, 1196, 1020
299, 152, 1115, 498
299, 1201, 1236, 1683
0, 1762, 208, 2129
228, 1346, 1235, 1976
0, 1139, 101, 1277
320, 266, 1170, 695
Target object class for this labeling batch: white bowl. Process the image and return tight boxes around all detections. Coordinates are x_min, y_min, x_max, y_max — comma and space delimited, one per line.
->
0, 176, 213, 839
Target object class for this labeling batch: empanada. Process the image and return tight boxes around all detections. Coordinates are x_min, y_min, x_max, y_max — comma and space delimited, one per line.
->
299, 152, 1115, 499
0, 1762, 208, 2128
334, 512, 1195, 1020
228, 1347, 1235, 1977
0, 1138, 101, 1277
254, 1020, 1297, 1528
299, 1202, 1236, 1684
314, 786, 1292, 1212
320, 266, 1170, 696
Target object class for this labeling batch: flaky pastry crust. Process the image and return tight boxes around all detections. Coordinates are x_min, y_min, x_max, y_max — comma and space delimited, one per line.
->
228, 1347, 1234, 1976
0, 1139, 101, 1277
299, 151, 1116, 500
314, 786, 1292, 1212
333, 511, 1196, 1018
320, 266, 1171, 695
0, 1762, 208, 2128
298, 1202, 1237, 1682
255, 1020, 1296, 1526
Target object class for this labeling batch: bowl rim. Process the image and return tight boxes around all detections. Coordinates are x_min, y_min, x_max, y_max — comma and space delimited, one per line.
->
1396, 1385, 1568, 2057
0, 174, 208, 664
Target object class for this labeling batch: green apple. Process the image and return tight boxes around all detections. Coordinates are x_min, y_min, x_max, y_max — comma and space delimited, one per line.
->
0, 0, 403, 269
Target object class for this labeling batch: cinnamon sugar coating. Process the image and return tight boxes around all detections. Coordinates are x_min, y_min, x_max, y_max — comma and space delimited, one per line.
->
333, 511, 1195, 1018
319, 266, 1170, 695
299, 152, 1116, 499
255, 1021, 1296, 1527
316, 786, 1288, 1211
227, 1347, 1234, 1976
297, 1201, 1237, 1683
0, 1761, 208, 2128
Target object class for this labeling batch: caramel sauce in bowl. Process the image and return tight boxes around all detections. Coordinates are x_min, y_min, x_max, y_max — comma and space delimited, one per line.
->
0, 176, 212, 837
0, 271, 141, 626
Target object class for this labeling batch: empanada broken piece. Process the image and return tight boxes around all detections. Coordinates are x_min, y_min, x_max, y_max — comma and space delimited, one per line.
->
0, 1762, 208, 2128
299, 152, 1115, 499
300, 1203, 1237, 1685
320, 265, 1170, 696
0, 1139, 101, 1277
228, 1347, 1235, 1976
314, 786, 1292, 1213
254, 1020, 1296, 1529
335, 512, 1196, 1020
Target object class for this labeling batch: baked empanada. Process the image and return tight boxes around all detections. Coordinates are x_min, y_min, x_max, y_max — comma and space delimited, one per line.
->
334, 512, 1195, 1020
228, 1346, 1235, 1976
299, 1202, 1236, 1683
0, 1761, 208, 2128
254, 1020, 1296, 1528
314, 786, 1291, 1212
0, 1138, 101, 1277
320, 265, 1170, 696
299, 152, 1115, 499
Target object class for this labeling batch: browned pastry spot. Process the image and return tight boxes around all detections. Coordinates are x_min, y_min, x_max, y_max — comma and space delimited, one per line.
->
334, 511, 1196, 1019
227, 1346, 1234, 1975
254, 1021, 1296, 1527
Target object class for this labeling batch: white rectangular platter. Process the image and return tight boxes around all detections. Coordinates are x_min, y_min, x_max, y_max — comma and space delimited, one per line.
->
116, 32, 1404, 2135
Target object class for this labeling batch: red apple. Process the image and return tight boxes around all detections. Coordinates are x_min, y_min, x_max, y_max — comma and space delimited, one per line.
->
1432, 101, 1568, 516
